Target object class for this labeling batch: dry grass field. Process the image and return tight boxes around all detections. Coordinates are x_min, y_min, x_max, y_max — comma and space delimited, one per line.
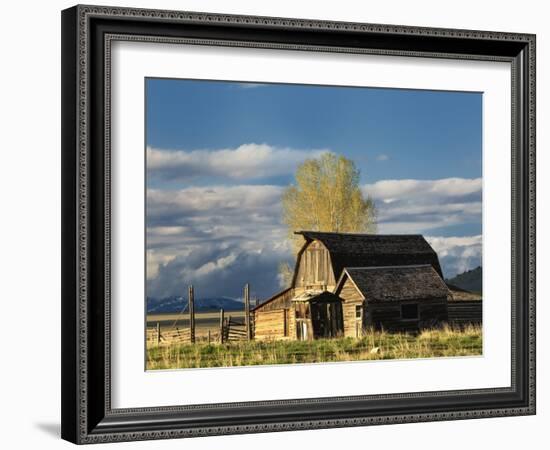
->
146, 324, 482, 370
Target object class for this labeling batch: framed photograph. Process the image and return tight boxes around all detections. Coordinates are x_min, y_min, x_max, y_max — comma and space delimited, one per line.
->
61, 4, 536, 444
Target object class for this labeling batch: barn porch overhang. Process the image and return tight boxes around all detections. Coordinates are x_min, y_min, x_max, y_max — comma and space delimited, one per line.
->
291, 290, 343, 304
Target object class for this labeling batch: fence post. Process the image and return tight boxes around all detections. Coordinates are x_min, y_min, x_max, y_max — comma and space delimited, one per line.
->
219, 308, 225, 344
244, 283, 251, 341
156, 322, 161, 346
208, 329, 211, 345
189, 285, 195, 344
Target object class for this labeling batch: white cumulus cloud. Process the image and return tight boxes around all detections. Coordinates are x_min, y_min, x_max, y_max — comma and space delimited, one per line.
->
147, 144, 329, 180
426, 235, 482, 278
364, 177, 481, 234
146, 177, 483, 297
146, 184, 293, 298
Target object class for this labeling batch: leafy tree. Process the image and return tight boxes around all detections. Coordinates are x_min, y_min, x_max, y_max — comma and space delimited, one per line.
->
279, 153, 376, 286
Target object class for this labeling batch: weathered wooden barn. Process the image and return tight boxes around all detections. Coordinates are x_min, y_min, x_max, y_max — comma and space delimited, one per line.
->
253, 231, 452, 340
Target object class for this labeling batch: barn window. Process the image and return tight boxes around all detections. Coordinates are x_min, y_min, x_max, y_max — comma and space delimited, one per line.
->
355, 305, 362, 319
401, 303, 419, 320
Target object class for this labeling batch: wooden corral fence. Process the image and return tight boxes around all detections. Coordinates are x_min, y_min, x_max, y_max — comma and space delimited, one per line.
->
148, 283, 256, 347
147, 285, 197, 347
219, 283, 255, 343
220, 316, 248, 342
448, 300, 482, 327
147, 325, 193, 346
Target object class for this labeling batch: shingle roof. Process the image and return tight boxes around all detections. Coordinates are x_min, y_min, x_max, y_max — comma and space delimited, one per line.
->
296, 231, 443, 280
446, 283, 482, 301
338, 265, 449, 302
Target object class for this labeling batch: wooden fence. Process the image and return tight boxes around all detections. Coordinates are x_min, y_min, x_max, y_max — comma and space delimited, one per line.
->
146, 325, 192, 346
148, 283, 255, 347
221, 316, 249, 342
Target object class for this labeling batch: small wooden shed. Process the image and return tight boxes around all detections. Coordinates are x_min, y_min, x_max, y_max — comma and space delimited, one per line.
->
334, 265, 450, 334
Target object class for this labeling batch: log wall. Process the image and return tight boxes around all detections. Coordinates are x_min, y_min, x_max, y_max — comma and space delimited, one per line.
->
367, 299, 448, 332
254, 309, 294, 341
448, 300, 482, 326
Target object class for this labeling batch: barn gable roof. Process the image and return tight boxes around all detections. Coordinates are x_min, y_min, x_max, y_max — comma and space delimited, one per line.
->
296, 231, 443, 280
335, 265, 449, 303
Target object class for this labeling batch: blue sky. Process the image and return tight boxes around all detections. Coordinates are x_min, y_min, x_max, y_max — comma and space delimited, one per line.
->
146, 78, 482, 300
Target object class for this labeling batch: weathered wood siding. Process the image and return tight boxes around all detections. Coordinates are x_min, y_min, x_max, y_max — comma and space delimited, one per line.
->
336, 277, 365, 337
294, 240, 336, 290
366, 298, 448, 332
254, 309, 292, 341
343, 302, 365, 337
337, 277, 364, 302
288, 308, 296, 339
448, 300, 482, 326
255, 288, 293, 312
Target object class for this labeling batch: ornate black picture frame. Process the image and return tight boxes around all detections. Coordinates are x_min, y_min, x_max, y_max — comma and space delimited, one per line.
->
61, 4, 536, 444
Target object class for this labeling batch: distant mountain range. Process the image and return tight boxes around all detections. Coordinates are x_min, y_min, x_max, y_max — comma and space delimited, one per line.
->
446, 266, 482, 293
149, 266, 482, 313
147, 296, 244, 314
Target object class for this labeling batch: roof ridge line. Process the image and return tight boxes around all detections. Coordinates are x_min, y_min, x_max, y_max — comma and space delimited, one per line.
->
296, 231, 424, 237
345, 264, 433, 270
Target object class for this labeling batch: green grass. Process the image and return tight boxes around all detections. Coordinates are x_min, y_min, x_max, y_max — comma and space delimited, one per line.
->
146, 325, 482, 370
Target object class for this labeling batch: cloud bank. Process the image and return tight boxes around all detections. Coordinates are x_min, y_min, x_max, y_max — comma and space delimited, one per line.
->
146, 184, 292, 299
426, 235, 482, 279
364, 177, 481, 234
147, 174, 482, 298
147, 144, 328, 181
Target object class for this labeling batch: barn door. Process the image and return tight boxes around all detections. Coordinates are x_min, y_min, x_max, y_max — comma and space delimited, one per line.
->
301, 321, 308, 340
311, 302, 344, 339
296, 320, 309, 340
295, 302, 311, 341
331, 302, 344, 337
311, 302, 327, 338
